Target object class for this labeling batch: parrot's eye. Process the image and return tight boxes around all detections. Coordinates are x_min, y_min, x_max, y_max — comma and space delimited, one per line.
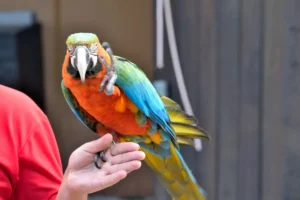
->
90, 43, 98, 55
67, 45, 75, 55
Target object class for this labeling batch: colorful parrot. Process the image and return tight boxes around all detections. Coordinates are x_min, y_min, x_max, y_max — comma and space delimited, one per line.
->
61, 33, 210, 200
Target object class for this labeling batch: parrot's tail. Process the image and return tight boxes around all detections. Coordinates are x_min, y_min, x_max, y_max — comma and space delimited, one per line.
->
138, 95, 209, 199
160, 95, 211, 145
142, 143, 207, 200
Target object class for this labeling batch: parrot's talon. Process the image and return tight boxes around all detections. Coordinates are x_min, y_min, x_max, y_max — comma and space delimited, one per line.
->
99, 42, 117, 95
94, 140, 116, 169
99, 151, 106, 162
94, 151, 105, 169
104, 74, 117, 95
99, 74, 110, 92
104, 88, 113, 96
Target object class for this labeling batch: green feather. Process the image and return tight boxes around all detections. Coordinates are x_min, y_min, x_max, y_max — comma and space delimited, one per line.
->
134, 110, 147, 126
66, 33, 99, 46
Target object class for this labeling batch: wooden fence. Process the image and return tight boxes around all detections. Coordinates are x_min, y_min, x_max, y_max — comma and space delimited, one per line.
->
154, 0, 300, 199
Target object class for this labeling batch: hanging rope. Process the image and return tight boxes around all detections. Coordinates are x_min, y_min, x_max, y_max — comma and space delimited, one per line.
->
156, 0, 202, 151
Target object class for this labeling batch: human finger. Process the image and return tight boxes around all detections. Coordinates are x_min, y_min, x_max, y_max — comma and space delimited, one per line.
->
109, 142, 140, 156
106, 160, 142, 174
81, 134, 113, 154
109, 151, 145, 165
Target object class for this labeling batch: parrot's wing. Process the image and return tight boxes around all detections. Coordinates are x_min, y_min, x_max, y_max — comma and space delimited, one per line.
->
61, 80, 101, 133
114, 56, 177, 145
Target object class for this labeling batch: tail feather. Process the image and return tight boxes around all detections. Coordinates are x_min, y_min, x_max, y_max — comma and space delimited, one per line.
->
177, 137, 194, 146
142, 94, 209, 199
141, 143, 207, 200
172, 123, 209, 140
159, 95, 211, 147
160, 95, 181, 110
167, 107, 198, 125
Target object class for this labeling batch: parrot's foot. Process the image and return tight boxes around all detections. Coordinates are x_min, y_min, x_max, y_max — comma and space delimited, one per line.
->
99, 42, 117, 96
94, 140, 116, 169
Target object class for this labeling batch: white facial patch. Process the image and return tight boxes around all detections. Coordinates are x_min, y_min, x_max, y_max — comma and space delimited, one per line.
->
71, 56, 76, 68
91, 55, 98, 67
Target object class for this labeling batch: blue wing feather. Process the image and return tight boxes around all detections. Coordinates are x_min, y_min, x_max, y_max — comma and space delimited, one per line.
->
114, 56, 177, 146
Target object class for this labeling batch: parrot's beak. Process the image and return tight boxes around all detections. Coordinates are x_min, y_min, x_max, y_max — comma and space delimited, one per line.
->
74, 46, 91, 84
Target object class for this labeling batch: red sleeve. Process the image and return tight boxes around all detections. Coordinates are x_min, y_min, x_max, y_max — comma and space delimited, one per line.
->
0, 85, 63, 200
13, 116, 63, 200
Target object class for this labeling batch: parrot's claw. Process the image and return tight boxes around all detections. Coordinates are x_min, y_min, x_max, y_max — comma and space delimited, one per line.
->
99, 42, 118, 96
94, 151, 105, 169
94, 140, 116, 169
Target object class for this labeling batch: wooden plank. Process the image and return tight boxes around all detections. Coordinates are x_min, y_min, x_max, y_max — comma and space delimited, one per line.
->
153, 0, 218, 198
261, 0, 285, 199
172, 0, 198, 175
153, 1, 202, 198
237, 0, 263, 199
196, 0, 218, 199
283, 0, 300, 199
216, 0, 240, 199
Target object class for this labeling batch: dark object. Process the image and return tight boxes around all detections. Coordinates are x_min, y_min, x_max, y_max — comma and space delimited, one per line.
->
0, 23, 44, 111
94, 140, 116, 169
94, 151, 106, 169
94, 152, 104, 169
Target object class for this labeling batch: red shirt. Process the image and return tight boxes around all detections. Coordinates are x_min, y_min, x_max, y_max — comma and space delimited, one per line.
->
0, 85, 63, 199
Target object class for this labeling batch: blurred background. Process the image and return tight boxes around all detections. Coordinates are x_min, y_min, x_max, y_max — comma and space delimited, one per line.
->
0, 0, 299, 200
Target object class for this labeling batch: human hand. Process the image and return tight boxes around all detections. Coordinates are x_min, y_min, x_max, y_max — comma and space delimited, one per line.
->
56, 134, 145, 200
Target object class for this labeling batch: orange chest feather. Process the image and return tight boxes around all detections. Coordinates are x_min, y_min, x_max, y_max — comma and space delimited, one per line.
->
69, 85, 150, 135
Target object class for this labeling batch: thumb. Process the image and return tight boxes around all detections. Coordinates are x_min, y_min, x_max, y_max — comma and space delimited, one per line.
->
81, 134, 113, 154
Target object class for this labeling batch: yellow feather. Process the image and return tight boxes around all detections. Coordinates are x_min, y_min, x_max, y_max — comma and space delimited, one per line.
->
126, 99, 139, 113
172, 123, 210, 140
160, 95, 181, 110
177, 137, 194, 146
167, 109, 198, 125
159, 94, 211, 140
141, 143, 206, 200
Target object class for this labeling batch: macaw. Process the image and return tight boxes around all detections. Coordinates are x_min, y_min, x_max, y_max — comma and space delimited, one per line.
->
61, 33, 210, 200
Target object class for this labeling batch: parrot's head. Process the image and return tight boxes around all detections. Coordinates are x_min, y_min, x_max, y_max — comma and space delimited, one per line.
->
63, 32, 109, 85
